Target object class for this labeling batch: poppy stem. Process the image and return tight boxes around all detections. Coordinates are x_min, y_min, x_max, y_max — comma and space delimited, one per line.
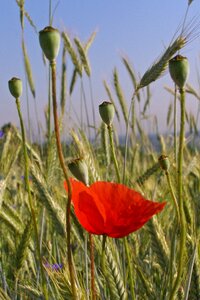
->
15, 98, 48, 300
124, 238, 136, 300
107, 125, 121, 182
165, 171, 180, 223
50, 60, 77, 300
101, 235, 108, 290
89, 234, 96, 300
84, 234, 89, 300
170, 87, 186, 300
173, 83, 177, 164
101, 235, 107, 274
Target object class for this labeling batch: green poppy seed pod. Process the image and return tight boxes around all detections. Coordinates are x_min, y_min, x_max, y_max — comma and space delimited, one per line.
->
169, 55, 189, 89
8, 77, 22, 98
99, 101, 115, 126
68, 158, 89, 186
39, 26, 60, 61
158, 155, 170, 172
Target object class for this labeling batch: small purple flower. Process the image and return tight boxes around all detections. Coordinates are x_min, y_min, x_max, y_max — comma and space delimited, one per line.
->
52, 264, 63, 270
0, 130, 4, 138
44, 263, 63, 271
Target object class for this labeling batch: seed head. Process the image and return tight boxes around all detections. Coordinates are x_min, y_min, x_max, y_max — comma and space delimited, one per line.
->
158, 155, 170, 172
39, 26, 60, 61
99, 101, 115, 126
8, 77, 23, 98
169, 55, 189, 89
68, 158, 89, 186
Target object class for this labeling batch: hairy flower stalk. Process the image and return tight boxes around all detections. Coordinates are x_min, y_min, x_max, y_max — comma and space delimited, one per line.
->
94, 102, 115, 290
101, 235, 107, 294
8, 78, 48, 300
165, 172, 180, 222
68, 159, 96, 299
158, 155, 180, 222
89, 233, 96, 300
170, 87, 186, 300
51, 60, 77, 300
107, 122, 136, 297
169, 55, 189, 299
39, 27, 77, 299
99, 101, 136, 298
107, 125, 121, 183
173, 84, 178, 164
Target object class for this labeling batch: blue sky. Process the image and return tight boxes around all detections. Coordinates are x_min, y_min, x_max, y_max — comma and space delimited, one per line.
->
1, 1, 200, 136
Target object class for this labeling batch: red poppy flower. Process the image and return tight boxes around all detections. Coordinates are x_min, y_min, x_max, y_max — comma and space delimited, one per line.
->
64, 179, 166, 238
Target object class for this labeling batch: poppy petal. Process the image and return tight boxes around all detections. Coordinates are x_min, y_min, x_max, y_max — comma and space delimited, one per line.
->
64, 178, 87, 198
64, 179, 166, 238
77, 191, 106, 234
64, 178, 106, 234
106, 201, 166, 238
89, 181, 166, 237
64, 179, 94, 232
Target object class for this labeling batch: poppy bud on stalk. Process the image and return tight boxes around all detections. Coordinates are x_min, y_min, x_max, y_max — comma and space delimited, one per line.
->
39, 26, 60, 61
169, 55, 189, 89
158, 155, 170, 172
99, 101, 115, 126
68, 158, 89, 186
8, 77, 22, 98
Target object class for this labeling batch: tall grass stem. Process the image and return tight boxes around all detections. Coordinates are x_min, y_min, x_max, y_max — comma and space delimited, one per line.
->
81, 79, 91, 140
89, 78, 96, 136
15, 98, 48, 300
123, 93, 136, 183
124, 238, 136, 300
